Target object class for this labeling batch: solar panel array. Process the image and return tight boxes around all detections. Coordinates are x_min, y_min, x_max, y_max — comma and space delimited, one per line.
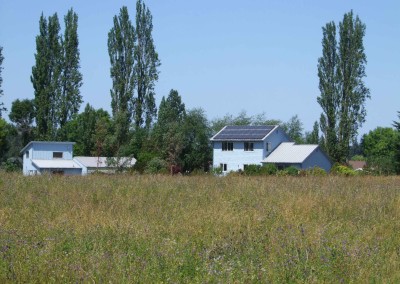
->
212, 125, 276, 141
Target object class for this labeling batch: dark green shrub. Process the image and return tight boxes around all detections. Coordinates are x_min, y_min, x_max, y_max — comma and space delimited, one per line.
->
145, 157, 168, 174
285, 166, 299, 176
243, 164, 262, 176
260, 164, 278, 175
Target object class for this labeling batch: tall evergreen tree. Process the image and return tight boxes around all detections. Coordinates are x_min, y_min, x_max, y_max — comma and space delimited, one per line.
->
59, 9, 82, 136
31, 13, 62, 140
108, 6, 136, 146
134, 0, 160, 130
9, 99, 35, 147
0, 46, 6, 117
317, 11, 369, 163
305, 121, 320, 144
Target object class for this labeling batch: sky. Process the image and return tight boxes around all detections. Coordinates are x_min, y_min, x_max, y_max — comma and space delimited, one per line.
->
1, 0, 399, 137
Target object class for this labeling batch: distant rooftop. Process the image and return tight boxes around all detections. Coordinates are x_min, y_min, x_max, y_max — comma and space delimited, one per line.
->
210, 125, 278, 141
20, 141, 76, 154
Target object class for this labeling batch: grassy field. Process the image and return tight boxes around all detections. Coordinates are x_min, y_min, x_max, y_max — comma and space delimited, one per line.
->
0, 173, 399, 282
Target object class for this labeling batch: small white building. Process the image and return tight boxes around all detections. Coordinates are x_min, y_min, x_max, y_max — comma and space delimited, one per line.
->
21, 141, 136, 176
20, 141, 82, 176
74, 156, 136, 175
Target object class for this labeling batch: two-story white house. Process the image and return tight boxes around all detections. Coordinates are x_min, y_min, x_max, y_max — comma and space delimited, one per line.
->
210, 125, 332, 173
210, 125, 291, 172
20, 141, 82, 176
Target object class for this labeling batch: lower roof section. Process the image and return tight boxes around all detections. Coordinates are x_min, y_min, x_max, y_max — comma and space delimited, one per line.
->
32, 159, 82, 169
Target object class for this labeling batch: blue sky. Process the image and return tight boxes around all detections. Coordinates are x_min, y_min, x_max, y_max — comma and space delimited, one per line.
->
1, 0, 399, 136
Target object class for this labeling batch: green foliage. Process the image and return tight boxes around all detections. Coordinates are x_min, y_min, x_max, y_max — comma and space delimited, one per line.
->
108, 6, 135, 145
260, 164, 278, 175
243, 164, 261, 176
145, 157, 168, 174
9, 99, 35, 146
361, 127, 398, 175
0, 46, 5, 117
305, 121, 320, 144
317, 11, 369, 163
181, 108, 212, 172
32, 11, 82, 141
133, 151, 158, 173
1, 158, 21, 172
299, 167, 327, 176
134, 0, 160, 129
330, 163, 357, 176
392, 112, 400, 174
351, 155, 366, 161
0, 118, 8, 159
282, 115, 304, 143
59, 8, 83, 134
64, 104, 111, 156
283, 166, 299, 176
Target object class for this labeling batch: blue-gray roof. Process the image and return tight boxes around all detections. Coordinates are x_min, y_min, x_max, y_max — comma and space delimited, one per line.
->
20, 141, 76, 154
210, 125, 278, 141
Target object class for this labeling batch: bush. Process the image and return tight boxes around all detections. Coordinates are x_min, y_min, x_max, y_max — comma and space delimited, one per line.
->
299, 167, 327, 177
330, 163, 357, 176
144, 157, 168, 174
243, 164, 262, 176
260, 164, 278, 175
285, 166, 299, 176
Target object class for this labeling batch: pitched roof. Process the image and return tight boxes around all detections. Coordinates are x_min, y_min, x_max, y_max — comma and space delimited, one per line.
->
20, 141, 76, 154
348, 160, 367, 170
210, 125, 278, 141
74, 156, 136, 168
32, 159, 82, 169
262, 142, 319, 164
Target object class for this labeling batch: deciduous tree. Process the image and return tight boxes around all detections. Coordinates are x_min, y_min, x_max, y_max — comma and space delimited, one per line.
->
134, 0, 160, 130
59, 9, 82, 135
108, 6, 135, 146
317, 11, 370, 163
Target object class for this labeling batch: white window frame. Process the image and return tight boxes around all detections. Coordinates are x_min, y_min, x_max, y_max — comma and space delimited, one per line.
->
222, 142, 233, 151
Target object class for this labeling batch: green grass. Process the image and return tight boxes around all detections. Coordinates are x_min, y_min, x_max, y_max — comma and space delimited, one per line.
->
0, 173, 399, 282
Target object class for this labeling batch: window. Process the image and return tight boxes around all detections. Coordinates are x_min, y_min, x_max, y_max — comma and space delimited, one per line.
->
53, 152, 63, 159
220, 163, 227, 172
222, 142, 233, 151
266, 142, 271, 152
244, 142, 254, 151
25, 151, 29, 159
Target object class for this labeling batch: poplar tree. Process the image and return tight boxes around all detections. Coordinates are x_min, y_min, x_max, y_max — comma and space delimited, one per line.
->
59, 9, 82, 134
317, 11, 369, 163
31, 13, 62, 140
134, 0, 160, 130
0, 46, 5, 117
108, 6, 136, 145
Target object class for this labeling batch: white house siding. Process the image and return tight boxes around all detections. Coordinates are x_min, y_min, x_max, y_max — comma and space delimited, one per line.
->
213, 141, 265, 172
302, 149, 332, 172
31, 143, 73, 160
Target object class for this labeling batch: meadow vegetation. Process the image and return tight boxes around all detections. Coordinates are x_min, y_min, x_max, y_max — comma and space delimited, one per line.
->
0, 173, 399, 282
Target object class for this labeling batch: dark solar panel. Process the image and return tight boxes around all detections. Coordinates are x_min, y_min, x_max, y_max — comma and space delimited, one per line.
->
212, 125, 276, 140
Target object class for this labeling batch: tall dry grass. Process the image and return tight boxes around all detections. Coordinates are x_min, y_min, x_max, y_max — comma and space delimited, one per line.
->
0, 173, 399, 282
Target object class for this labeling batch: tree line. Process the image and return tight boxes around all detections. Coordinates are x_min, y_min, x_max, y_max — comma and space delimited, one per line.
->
0, 5, 399, 174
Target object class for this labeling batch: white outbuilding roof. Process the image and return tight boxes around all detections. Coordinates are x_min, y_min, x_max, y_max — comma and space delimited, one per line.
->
32, 159, 82, 169
74, 157, 136, 168
262, 142, 319, 164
